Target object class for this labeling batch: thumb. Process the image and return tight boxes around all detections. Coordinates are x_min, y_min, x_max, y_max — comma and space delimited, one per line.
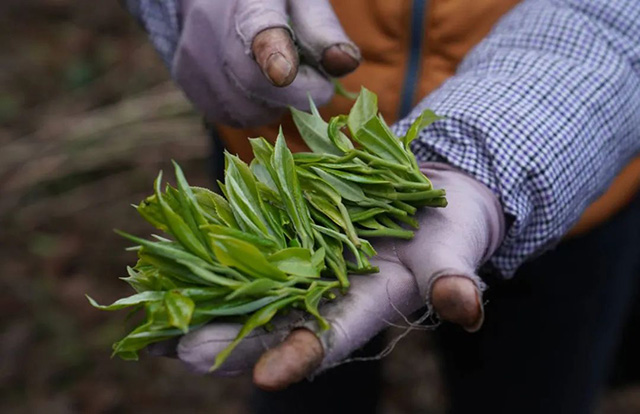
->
176, 311, 305, 376
235, 0, 300, 86
430, 275, 484, 332
397, 163, 505, 331
288, 0, 361, 76
254, 250, 424, 390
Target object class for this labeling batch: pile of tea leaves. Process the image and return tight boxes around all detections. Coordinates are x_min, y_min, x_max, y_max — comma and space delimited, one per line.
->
88, 88, 445, 370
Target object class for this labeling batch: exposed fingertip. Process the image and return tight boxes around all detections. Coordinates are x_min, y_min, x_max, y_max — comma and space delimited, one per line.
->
265, 52, 296, 86
253, 329, 323, 391
321, 43, 361, 77
431, 276, 483, 331
252, 28, 299, 87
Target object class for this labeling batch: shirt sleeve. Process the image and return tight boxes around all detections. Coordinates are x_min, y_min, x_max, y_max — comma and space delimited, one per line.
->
123, 0, 181, 67
393, 0, 640, 277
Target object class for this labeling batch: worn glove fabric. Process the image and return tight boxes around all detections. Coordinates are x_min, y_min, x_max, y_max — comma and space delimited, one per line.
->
173, 0, 357, 127
167, 163, 505, 375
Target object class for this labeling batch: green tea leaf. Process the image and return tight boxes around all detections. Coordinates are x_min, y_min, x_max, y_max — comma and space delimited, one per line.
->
348, 207, 387, 222
122, 263, 179, 292
292, 153, 341, 164
332, 79, 359, 100
403, 109, 443, 148
86, 291, 165, 311
140, 251, 211, 286
116, 230, 211, 271
312, 229, 349, 289
225, 154, 277, 240
310, 166, 367, 202
176, 259, 245, 288
352, 115, 409, 164
291, 106, 343, 156
113, 322, 183, 360
208, 190, 239, 228
305, 191, 346, 228
305, 191, 359, 246
226, 279, 282, 300
194, 295, 285, 317
136, 195, 168, 232
308, 94, 322, 117
304, 284, 332, 331
323, 168, 390, 185
311, 247, 326, 270
249, 137, 275, 167
201, 224, 278, 252
347, 87, 378, 136
361, 182, 398, 200
187, 186, 222, 223
273, 130, 314, 249
210, 234, 288, 281
327, 115, 354, 152
312, 224, 362, 268
250, 159, 278, 193
267, 247, 320, 278
296, 167, 342, 205
172, 161, 210, 246
177, 287, 230, 301
153, 172, 211, 262
164, 291, 195, 333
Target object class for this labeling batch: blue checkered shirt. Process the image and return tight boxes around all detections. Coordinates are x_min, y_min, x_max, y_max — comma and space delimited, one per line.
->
127, 0, 640, 277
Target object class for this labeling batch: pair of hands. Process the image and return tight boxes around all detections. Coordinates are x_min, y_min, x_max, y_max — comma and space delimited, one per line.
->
151, 164, 505, 390
161, 0, 506, 390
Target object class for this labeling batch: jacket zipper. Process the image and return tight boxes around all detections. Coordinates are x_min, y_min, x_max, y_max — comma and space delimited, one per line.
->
398, 0, 428, 119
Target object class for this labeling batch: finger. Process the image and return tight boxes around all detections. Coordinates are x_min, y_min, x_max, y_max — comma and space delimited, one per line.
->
253, 329, 324, 391
217, 49, 334, 126
310, 250, 425, 370
177, 314, 302, 375
234, 63, 334, 111
236, 0, 298, 86
321, 44, 361, 77
252, 28, 299, 86
431, 275, 484, 332
251, 248, 421, 386
289, 0, 361, 76
394, 165, 502, 331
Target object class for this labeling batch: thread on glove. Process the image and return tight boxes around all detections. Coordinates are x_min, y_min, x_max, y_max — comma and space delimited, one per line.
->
318, 308, 435, 374
382, 279, 440, 331
315, 277, 438, 375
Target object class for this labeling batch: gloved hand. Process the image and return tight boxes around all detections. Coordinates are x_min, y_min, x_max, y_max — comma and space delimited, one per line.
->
151, 163, 505, 389
174, 0, 360, 127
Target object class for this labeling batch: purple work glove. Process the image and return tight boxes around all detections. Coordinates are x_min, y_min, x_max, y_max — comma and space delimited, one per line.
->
153, 163, 505, 389
174, 0, 360, 127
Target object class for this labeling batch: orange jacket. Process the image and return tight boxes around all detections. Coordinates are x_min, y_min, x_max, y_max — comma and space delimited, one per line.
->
217, 0, 640, 237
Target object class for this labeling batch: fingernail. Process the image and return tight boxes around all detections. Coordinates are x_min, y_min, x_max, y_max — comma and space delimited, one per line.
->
322, 44, 361, 77
463, 292, 484, 333
265, 52, 294, 87
337, 43, 361, 62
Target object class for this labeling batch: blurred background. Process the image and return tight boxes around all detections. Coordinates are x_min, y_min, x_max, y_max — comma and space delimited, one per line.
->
1, 1, 639, 413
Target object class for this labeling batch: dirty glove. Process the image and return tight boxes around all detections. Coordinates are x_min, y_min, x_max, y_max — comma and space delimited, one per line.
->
152, 163, 505, 389
174, 0, 360, 127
